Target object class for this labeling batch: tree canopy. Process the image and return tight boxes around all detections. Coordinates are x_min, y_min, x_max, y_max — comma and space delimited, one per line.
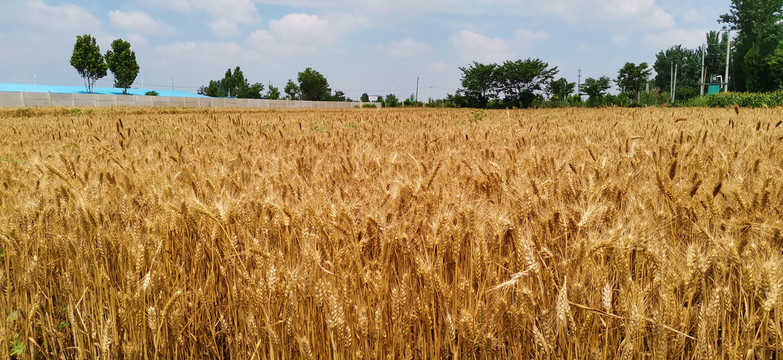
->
720, 0, 783, 91
616, 62, 652, 103
455, 58, 557, 108
70, 34, 107, 93
581, 76, 612, 107
297, 68, 331, 101
547, 78, 576, 101
198, 67, 264, 98
653, 45, 702, 101
284, 80, 299, 100
456, 62, 498, 108
105, 39, 140, 95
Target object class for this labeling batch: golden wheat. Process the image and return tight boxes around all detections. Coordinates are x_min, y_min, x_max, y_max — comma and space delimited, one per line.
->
1, 106, 783, 358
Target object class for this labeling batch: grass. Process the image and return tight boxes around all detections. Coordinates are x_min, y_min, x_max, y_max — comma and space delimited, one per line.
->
1, 106, 783, 358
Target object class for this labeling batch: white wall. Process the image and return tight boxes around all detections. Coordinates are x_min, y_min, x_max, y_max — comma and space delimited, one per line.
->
0, 91, 380, 109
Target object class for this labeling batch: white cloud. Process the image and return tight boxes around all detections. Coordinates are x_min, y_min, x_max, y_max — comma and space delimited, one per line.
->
108, 10, 175, 35
246, 12, 368, 56
192, 0, 258, 25
385, 39, 430, 58
137, 0, 260, 35
210, 18, 241, 37
0, 0, 100, 30
644, 28, 707, 49
612, 34, 629, 45
541, 0, 674, 30
137, 0, 192, 12
427, 62, 450, 72
450, 30, 511, 63
515, 28, 549, 43
681, 8, 704, 23
126, 33, 150, 48
156, 41, 243, 64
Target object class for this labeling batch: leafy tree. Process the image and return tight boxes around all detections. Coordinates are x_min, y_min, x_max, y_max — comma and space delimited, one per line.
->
333, 90, 346, 101
297, 68, 331, 101
496, 59, 558, 108
284, 80, 299, 100
547, 77, 575, 101
456, 62, 499, 108
720, 0, 783, 91
581, 76, 612, 107
653, 45, 701, 102
267, 85, 280, 100
199, 67, 264, 98
616, 62, 652, 103
70, 34, 107, 93
384, 93, 399, 107
360, 93, 370, 102
105, 39, 139, 94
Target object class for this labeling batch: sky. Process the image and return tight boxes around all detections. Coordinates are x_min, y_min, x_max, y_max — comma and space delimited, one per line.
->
0, 0, 732, 100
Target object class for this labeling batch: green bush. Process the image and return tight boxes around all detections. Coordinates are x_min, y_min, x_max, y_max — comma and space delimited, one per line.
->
699, 92, 783, 108
145, 90, 159, 96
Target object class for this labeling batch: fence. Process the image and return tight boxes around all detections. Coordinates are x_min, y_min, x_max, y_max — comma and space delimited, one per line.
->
0, 91, 379, 109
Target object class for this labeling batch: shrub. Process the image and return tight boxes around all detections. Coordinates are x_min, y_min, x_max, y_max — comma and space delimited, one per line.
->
145, 90, 159, 96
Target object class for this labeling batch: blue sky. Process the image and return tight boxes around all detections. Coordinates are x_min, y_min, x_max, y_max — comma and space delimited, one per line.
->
0, 0, 731, 100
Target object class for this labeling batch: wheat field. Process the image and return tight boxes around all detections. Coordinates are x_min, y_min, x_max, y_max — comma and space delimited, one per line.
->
1, 106, 782, 358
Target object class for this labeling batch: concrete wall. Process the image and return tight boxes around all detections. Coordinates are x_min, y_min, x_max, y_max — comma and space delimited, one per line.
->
0, 91, 380, 109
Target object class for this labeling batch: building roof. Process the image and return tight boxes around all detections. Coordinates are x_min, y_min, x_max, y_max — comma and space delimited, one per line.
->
0, 83, 205, 98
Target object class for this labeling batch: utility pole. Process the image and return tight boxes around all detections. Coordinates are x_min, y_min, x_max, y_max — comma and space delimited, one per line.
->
672, 63, 678, 103
700, 43, 706, 97
577, 69, 582, 96
415, 77, 419, 104
171, 75, 174, 91
670, 62, 674, 101
724, 29, 731, 92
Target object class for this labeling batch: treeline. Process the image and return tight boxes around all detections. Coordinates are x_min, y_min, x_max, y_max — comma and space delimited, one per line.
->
198, 67, 350, 101
449, 0, 783, 109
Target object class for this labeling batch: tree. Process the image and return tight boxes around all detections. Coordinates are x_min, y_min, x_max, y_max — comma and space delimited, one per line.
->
653, 45, 701, 101
456, 62, 499, 108
105, 39, 140, 95
284, 80, 299, 100
720, 0, 783, 91
496, 59, 558, 108
199, 67, 264, 98
547, 77, 575, 101
267, 85, 280, 100
70, 34, 107, 93
332, 90, 346, 101
616, 62, 652, 103
297, 68, 331, 101
360, 93, 370, 102
581, 76, 611, 107
384, 94, 399, 107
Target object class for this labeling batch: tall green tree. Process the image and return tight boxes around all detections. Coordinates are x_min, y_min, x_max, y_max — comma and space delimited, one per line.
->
199, 67, 264, 98
547, 77, 576, 101
360, 93, 370, 102
384, 93, 399, 107
720, 0, 783, 91
581, 76, 612, 107
456, 62, 499, 108
496, 58, 558, 108
284, 80, 299, 100
267, 85, 280, 100
105, 39, 140, 95
652, 45, 701, 101
616, 62, 652, 103
70, 34, 107, 93
297, 68, 331, 101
